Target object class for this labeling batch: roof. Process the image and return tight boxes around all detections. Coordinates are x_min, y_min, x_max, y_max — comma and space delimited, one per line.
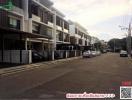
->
0, 26, 52, 39
68, 20, 88, 33
51, 7, 65, 18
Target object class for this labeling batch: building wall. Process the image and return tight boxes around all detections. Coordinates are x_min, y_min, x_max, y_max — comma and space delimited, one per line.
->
69, 21, 91, 46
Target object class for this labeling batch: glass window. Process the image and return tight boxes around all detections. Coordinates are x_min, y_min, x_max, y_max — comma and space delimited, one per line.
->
32, 22, 40, 34
47, 28, 52, 36
8, 17, 20, 30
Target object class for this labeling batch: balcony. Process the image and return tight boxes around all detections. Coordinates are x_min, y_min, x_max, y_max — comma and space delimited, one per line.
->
32, 14, 41, 22
75, 34, 81, 39
48, 22, 53, 27
56, 25, 63, 31
11, 6, 24, 15
64, 34, 70, 43
63, 29, 69, 33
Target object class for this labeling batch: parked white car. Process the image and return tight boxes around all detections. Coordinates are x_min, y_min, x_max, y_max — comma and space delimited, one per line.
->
120, 50, 128, 57
83, 50, 92, 58
91, 51, 97, 57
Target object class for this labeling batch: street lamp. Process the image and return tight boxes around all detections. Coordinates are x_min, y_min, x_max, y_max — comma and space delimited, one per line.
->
119, 24, 132, 57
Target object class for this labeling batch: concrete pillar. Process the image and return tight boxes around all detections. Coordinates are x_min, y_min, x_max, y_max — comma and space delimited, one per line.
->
52, 50, 55, 61
80, 51, 82, 56
42, 41, 45, 56
65, 51, 68, 58
23, 0, 29, 20
25, 38, 28, 50
22, 0, 29, 32
21, 16, 25, 31
75, 50, 77, 57
28, 50, 32, 64
52, 11, 57, 61
53, 11, 57, 49
29, 38, 32, 50
62, 21, 64, 43
29, 18, 32, 33
42, 41, 44, 51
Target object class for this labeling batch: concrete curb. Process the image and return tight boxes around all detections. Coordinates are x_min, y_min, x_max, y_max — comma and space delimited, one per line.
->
0, 56, 82, 76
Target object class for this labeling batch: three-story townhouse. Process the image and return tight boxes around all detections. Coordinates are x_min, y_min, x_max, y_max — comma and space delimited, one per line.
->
0, 0, 71, 64
69, 21, 90, 48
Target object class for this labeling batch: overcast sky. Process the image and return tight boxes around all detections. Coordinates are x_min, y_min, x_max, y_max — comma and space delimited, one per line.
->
51, 0, 132, 41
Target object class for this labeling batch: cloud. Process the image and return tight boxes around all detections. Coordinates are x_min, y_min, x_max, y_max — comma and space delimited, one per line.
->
51, 0, 132, 40
51, 0, 131, 25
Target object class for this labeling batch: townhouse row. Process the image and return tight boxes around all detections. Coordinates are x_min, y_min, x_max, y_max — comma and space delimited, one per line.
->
0, 0, 98, 64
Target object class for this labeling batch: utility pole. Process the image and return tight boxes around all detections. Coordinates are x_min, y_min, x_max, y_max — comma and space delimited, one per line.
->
119, 23, 132, 57
128, 23, 131, 57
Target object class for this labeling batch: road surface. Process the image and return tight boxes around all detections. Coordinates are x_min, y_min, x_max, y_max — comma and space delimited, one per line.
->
0, 53, 132, 99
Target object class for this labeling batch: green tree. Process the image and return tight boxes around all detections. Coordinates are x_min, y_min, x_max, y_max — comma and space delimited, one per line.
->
108, 37, 132, 52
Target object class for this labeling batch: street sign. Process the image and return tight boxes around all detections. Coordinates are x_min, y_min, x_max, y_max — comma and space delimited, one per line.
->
0, 0, 14, 11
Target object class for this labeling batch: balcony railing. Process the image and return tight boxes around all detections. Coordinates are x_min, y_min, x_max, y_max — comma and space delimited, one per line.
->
64, 29, 69, 33
32, 14, 41, 22
56, 25, 62, 31
48, 21, 53, 27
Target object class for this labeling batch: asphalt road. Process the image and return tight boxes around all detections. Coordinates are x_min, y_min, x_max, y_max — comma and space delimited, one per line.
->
0, 53, 132, 99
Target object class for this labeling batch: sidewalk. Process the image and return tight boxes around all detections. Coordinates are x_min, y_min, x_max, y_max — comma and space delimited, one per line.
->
0, 56, 82, 76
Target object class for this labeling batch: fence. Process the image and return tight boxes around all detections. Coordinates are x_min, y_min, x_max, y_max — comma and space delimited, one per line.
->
54, 50, 82, 59
0, 50, 82, 64
0, 50, 31, 64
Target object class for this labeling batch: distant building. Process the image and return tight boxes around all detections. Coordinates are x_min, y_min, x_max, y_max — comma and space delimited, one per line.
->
69, 20, 91, 47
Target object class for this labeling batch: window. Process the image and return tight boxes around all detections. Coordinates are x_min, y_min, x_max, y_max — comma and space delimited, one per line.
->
64, 21, 69, 29
47, 28, 52, 36
56, 31, 63, 41
32, 22, 40, 34
8, 17, 20, 30
64, 33, 69, 42
56, 16, 62, 26
56, 31, 59, 41
48, 13, 53, 23
31, 5, 39, 16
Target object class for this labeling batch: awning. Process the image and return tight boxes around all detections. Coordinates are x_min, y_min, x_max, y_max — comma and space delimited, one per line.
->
0, 26, 52, 39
